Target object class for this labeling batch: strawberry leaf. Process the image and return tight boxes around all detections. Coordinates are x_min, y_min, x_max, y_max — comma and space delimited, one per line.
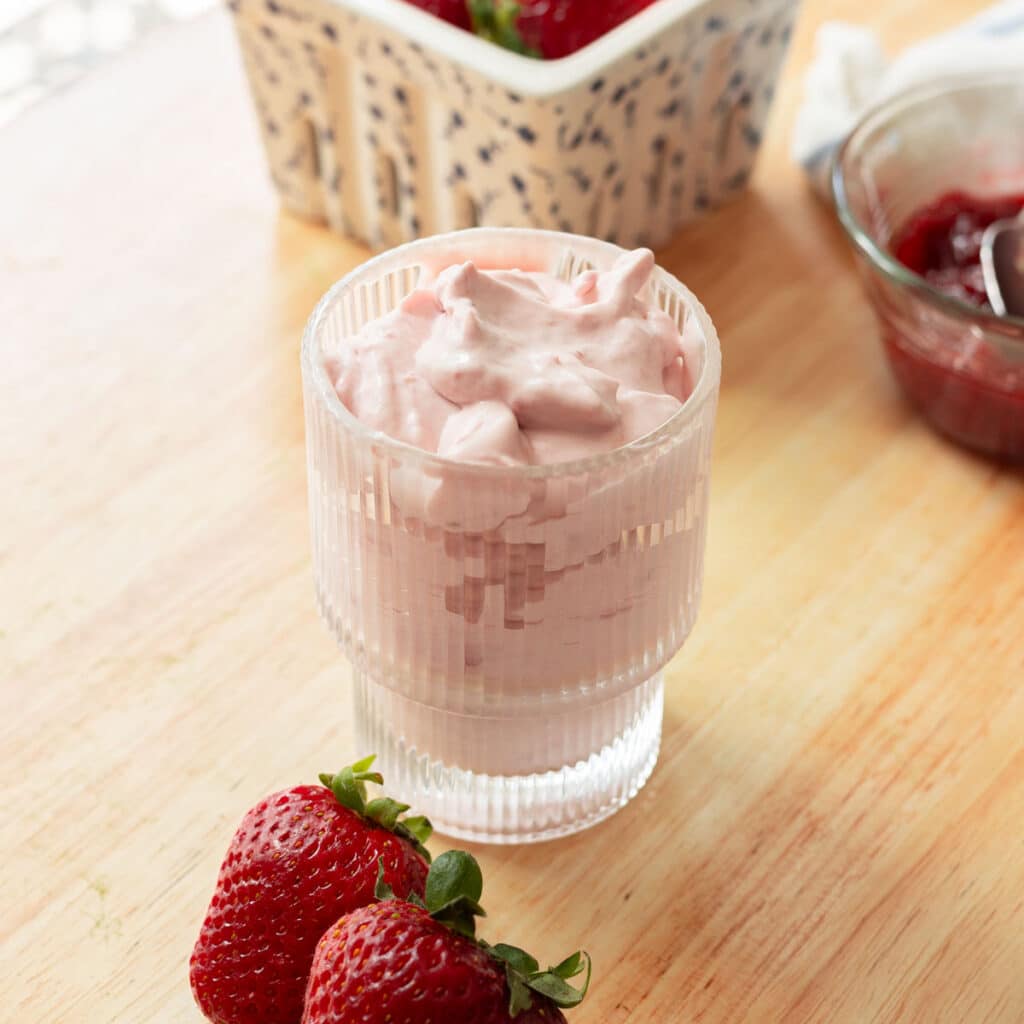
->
424, 850, 486, 938
425, 849, 483, 911
349, 754, 378, 774
506, 969, 535, 1017
525, 951, 592, 1009
399, 814, 433, 847
483, 942, 592, 1015
550, 951, 586, 979
320, 755, 384, 813
394, 823, 433, 864
374, 858, 396, 901
488, 943, 540, 976
320, 768, 366, 814
320, 757, 432, 862
467, 0, 541, 57
365, 797, 411, 831
394, 813, 434, 864
434, 901, 486, 939
524, 967, 589, 1008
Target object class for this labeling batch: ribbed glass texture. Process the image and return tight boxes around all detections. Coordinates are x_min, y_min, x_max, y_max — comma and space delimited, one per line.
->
302, 228, 720, 842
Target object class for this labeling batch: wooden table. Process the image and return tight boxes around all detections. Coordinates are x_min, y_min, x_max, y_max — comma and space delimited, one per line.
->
4, 2, 1022, 1020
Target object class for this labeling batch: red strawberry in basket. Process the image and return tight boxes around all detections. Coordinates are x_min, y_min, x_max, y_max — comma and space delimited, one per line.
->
469, 0, 658, 59
190, 757, 432, 1024
301, 850, 590, 1023
407, 0, 472, 30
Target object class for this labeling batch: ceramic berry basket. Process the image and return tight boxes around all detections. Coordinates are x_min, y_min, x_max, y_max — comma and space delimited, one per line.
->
228, 0, 799, 249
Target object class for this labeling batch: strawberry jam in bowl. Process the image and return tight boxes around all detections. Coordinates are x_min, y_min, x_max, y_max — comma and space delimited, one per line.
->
833, 74, 1024, 461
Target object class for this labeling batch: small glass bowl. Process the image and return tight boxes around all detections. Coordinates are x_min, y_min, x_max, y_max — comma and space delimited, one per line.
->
833, 73, 1024, 461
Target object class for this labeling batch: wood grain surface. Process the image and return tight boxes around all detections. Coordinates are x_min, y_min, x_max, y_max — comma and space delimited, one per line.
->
3, 2, 1022, 1020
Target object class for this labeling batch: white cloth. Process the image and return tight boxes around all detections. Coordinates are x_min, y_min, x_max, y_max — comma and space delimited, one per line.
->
792, 1, 1024, 197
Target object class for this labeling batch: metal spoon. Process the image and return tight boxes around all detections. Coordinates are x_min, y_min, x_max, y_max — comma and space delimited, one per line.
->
980, 211, 1024, 318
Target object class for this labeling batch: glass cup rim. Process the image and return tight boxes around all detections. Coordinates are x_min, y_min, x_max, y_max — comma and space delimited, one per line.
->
301, 227, 722, 480
831, 70, 1024, 337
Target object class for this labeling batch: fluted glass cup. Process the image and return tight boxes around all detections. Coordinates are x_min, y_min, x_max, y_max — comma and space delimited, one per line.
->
301, 228, 720, 843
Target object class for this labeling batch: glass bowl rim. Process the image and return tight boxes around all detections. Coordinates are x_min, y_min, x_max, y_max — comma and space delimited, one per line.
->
301, 227, 722, 480
831, 70, 1024, 337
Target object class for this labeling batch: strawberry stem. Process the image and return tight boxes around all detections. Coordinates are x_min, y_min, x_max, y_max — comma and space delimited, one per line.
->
319, 756, 433, 862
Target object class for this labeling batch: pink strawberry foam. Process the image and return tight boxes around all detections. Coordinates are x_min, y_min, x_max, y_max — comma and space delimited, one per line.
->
313, 249, 713, 776
323, 249, 697, 467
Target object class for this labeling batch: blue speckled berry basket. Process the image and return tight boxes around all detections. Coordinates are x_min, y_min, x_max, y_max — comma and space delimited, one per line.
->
228, 0, 799, 249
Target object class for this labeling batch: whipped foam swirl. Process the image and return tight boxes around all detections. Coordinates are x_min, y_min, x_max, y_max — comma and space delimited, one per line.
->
324, 249, 696, 466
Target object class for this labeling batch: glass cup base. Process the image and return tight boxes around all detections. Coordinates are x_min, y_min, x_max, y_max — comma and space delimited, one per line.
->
352, 669, 664, 844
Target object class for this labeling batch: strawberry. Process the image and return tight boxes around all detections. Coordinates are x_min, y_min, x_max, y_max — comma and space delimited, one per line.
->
190, 757, 432, 1024
301, 851, 590, 1023
469, 0, 659, 59
406, 0, 472, 30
